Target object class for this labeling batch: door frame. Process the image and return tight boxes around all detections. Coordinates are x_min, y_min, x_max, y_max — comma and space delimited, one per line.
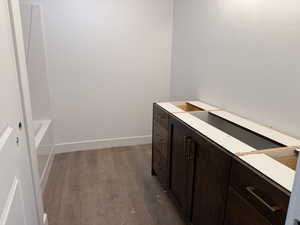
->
285, 158, 300, 225
6, 0, 46, 224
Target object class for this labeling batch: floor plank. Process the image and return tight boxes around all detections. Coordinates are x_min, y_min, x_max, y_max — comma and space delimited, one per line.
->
43, 145, 185, 225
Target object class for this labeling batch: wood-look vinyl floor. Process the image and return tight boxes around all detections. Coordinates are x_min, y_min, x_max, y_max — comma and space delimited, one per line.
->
43, 144, 185, 225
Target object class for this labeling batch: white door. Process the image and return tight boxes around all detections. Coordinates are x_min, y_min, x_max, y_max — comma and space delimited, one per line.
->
0, 0, 39, 224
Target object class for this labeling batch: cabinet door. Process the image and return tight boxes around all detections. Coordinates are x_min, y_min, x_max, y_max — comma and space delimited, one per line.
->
191, 134, 231, 225
224, 188, 272, 225
169, 117, 195, 219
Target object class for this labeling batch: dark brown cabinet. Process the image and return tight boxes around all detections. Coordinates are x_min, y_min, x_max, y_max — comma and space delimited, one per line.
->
152, 103, 290, 225
169, 116, 232, 225
191, 133, 231, 225
169, 117, 195, 219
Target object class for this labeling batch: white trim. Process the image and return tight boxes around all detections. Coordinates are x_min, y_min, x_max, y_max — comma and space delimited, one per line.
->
39, 146, 55, 193
42, 213, 48, 225
0, 126, 13, 152
34, 120, 51, 149
55, 135, 152, 154
0, 178, 18, 225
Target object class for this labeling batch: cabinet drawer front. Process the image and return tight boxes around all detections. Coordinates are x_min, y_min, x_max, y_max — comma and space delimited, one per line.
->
153, 104, 168, 129
231, 159, 290, 225
224, 187, 272, 225
153, 123, 168, 158
153, 141, 168, 159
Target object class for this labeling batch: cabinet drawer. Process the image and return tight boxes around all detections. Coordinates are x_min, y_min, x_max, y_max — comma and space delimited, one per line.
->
153, 104, 168, 129
153, 141, 168, 159
224, 187, 272, 225
153, 124, 168, 158
230, 159, 290, 225
153, 121, 168, 140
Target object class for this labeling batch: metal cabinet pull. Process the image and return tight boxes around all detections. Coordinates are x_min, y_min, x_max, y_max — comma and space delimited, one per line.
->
184, 136, 191, 160
246, 186, 280, 212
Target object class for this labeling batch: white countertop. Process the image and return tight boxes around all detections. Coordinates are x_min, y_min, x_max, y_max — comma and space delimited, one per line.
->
157, 100, 219, 113
174, 112, 255, 154
174, 112, 297, 192
187, 101, 219, 111
240, 154, 295, 192
211, 111, 300, 147
157, 100, 300, 192
157, 102, 185, 113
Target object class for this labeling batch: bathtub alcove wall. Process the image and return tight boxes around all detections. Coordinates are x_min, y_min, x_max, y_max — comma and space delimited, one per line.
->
20, 2, 54, 192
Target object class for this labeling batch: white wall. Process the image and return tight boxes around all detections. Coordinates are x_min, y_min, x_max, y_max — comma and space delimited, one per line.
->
21, 4, 52, 121
171, 0, 300, 139
40, 0, 173, 150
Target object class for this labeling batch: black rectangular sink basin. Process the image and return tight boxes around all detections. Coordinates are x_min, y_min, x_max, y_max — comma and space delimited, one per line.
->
190, 112, 285, 150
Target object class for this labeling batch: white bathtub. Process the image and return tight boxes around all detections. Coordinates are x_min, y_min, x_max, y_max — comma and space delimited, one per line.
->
33, 120, 55, 192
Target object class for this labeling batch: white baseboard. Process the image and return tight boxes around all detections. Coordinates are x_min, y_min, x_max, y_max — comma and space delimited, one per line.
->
40, 146, 55, 193
43, 213, 48, 225
54, 135, 152, 154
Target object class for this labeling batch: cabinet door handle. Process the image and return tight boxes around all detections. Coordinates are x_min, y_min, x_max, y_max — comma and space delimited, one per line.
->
246, 186, 280, 212
184, 136, 191, 160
